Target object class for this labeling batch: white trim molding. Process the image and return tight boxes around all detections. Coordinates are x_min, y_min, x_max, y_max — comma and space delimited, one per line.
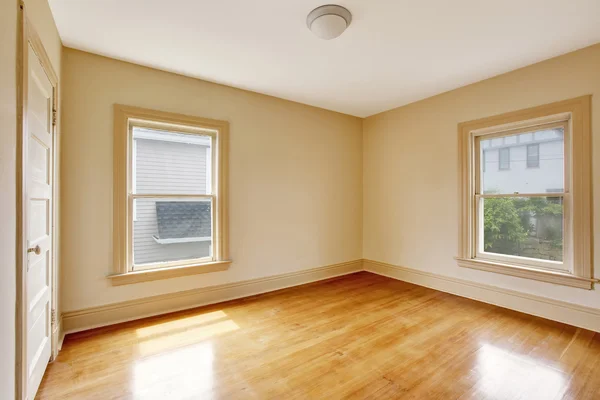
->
364, 259, 600, 333
61, 258, 600, 340
57, 318, 65, 352
456, 257, 595, 289
63, 260, 363, 334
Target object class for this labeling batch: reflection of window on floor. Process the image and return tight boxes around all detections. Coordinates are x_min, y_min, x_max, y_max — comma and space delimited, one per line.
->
154, 201, 212, 244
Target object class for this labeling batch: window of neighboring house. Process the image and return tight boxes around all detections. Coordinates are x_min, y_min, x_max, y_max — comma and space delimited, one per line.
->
111, 105, 230, 285
498, 147, 510, 170
527, 143, 540, 168
482, 150, 486, 172
457, 96, 593, 289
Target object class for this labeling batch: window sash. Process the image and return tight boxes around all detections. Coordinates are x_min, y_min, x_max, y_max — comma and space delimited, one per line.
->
128, 194, 216, 271
472, 120, 571, 272
127, 122, 218, 272
474, 120, 569, 196
473, 193, 569, 272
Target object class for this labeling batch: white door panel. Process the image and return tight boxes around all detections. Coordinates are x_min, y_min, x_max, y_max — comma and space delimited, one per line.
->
26, 42, 53, 400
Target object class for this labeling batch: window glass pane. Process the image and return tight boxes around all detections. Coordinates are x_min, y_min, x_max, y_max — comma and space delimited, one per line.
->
133, 197, 212, 267
133, 127, 212, 195
480, 127, 564, 194
527, 144, 539, 168
498, 148, 510, 170
481, 196, 563, 262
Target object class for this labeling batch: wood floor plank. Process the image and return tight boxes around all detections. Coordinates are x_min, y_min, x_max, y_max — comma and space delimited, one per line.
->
36, 272, 600, 399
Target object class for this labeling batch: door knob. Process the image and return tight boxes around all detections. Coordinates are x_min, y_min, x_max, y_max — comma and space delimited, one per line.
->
27, 245, 41, 255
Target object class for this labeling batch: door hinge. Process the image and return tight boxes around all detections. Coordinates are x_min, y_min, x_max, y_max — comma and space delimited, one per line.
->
51, 309, 56, 327
52, 108, 57, 127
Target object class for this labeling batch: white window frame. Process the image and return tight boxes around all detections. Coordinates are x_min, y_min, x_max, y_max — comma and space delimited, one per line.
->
132, 139, 137, 221
110, 105, 230, 286
456, 96, 595, 289
131, 127, 212, 253
474, 120, 569, 272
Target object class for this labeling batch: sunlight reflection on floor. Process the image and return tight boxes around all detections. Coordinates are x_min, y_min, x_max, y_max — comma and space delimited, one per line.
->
474, 343, 567, 399
135, 311, 229, 338
131, 314, 241, 399
136, 319, 240, 356
133, 341, 215, 399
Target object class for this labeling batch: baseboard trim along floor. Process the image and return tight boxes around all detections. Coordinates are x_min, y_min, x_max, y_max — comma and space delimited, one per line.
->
62, 258, 600, 335
363, 259, 600, 333
62, 259, 363, 333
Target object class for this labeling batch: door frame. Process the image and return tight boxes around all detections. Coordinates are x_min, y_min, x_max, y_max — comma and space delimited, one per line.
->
16, 2, 60, 399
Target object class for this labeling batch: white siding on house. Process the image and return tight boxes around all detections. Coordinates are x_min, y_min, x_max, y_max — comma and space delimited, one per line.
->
481, 128, 564, 194
133, 134, 212, 266
135, 135, 209, 194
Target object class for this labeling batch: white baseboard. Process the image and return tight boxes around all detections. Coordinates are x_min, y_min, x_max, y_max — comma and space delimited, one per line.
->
57, 320, 65, 351
62, 259, 363, 334
61, 258, 600, 337
364, 259, 600, 333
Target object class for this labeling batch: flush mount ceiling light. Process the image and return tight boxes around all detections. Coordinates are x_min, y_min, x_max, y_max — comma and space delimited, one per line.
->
307, 5, 352, 40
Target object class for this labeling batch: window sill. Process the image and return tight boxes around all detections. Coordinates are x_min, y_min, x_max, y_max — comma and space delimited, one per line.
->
108, 260, 232, 286
152, 235, 211, 244
455, 257, 596, 290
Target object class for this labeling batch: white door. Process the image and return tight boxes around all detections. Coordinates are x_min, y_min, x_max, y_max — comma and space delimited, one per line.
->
25, 42, 54, 399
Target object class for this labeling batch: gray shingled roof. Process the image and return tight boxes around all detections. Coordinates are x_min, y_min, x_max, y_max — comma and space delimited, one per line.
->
155, 201, 211, 239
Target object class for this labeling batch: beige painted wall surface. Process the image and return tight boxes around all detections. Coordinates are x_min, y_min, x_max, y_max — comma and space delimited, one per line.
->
363, 44, 600, 308
60, 48, 363, 312
0, 0, 61, 397
1, 1, 18, 397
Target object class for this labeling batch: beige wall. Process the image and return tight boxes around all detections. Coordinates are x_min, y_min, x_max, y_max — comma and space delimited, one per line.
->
0, 0, 61, 397
60, 48, 363, 312
363, 44, 600, 308
0, 1, 19, 397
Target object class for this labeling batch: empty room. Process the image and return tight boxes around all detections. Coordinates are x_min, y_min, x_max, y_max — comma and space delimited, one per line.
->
2, 0, 600, 399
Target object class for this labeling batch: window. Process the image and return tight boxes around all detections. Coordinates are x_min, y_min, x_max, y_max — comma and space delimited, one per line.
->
457, 96, 593, 289
527, 143, 539, 168
498, 148, 510, 170
111, 105, 230, 285
482, 150, 486, 172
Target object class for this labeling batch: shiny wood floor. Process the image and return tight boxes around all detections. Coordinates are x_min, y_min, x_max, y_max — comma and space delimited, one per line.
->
38, 272, 600, 399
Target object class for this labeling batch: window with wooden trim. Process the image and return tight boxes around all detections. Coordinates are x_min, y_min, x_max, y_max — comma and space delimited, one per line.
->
457, 96, 594, 289
111, 105, 230, 285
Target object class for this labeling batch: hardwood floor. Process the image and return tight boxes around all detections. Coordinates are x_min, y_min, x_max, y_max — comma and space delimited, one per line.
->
37, 272, 600, 399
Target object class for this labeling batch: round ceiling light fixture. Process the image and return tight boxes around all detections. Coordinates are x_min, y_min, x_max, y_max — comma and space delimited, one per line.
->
307, 5, 352, 40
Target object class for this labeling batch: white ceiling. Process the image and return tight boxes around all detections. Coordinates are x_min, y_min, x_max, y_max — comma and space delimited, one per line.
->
49, 0, 600, 117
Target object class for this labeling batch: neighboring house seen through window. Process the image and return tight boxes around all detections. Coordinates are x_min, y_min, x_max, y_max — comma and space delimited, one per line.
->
132, 128, 213, 266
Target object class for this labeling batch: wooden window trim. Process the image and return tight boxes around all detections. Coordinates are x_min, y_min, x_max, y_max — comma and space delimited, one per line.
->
457, 96, 595, 289
110, 105, 230, 285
